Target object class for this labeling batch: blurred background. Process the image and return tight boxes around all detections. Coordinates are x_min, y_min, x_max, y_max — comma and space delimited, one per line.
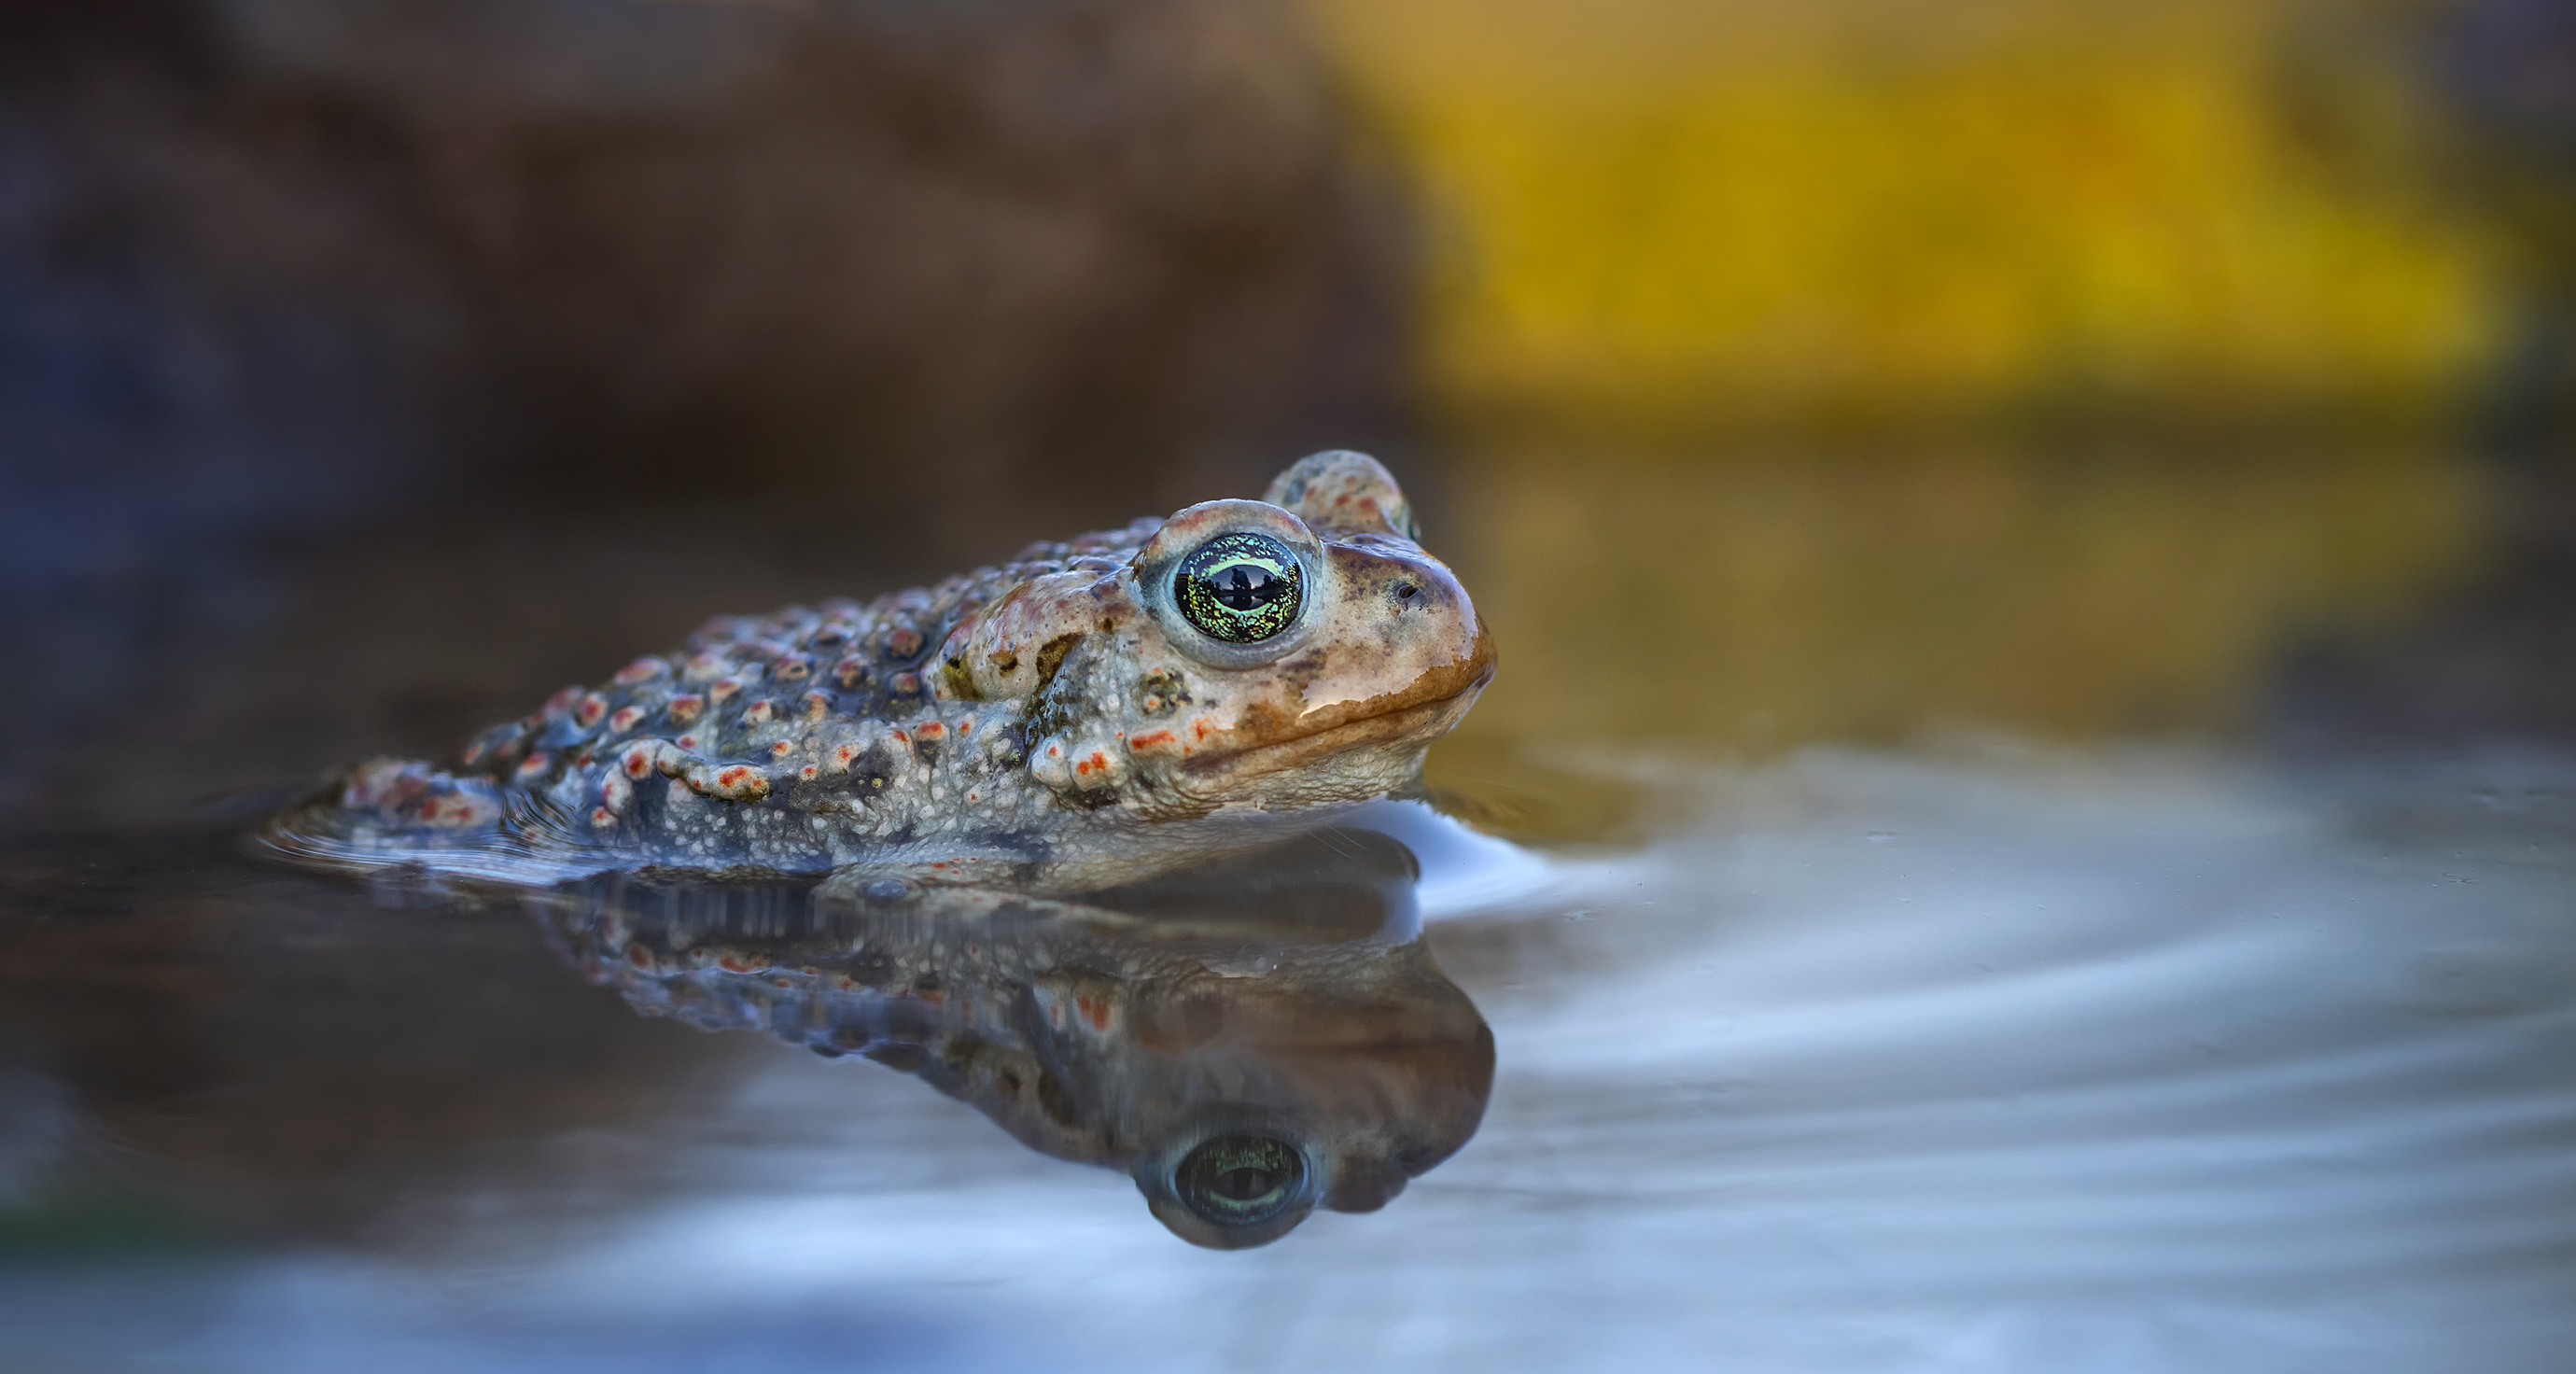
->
5, 7, 2575, 1366
1, 0, 2569, 831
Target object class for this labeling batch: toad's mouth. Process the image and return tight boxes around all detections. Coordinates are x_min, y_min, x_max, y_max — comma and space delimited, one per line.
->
1173, 666, 1494, 796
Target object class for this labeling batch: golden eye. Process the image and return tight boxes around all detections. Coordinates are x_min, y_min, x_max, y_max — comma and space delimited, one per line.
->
1172, 533, 1303, 644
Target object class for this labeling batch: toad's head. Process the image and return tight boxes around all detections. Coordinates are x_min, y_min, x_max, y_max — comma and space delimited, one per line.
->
938, 452, 1494, 820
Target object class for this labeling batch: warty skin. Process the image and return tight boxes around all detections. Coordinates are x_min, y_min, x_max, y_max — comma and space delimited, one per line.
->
265, 452, 1495, 894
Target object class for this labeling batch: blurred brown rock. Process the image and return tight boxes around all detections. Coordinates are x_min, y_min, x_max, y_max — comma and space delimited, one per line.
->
0, 0, 1407, 563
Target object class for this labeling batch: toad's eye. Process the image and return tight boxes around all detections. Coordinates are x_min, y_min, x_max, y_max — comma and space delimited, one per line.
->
1175, 1133, 1308, 1227
1173, 533, 1303, 643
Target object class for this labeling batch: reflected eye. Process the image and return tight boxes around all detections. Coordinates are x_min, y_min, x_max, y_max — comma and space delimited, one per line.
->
1173, 533, 1304, 643
1175, 1134, 1307, 1226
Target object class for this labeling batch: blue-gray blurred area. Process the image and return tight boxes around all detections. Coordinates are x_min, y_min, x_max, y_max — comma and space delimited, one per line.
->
2270, 0, 2576, 753
2422, 0, 2576, 452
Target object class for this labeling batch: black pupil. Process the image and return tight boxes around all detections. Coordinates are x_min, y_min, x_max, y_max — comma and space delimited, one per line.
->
1211, 563, 1278, 610
1175, 1132, 1307, 1224
1172, 534, 1302, 644
1214, 1167, 1277, 1200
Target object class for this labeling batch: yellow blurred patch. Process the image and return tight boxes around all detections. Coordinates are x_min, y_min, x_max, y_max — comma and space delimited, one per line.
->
1306, 0, 2500, 434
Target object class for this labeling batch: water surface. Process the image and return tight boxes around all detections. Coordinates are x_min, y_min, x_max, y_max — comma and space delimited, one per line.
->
2, 455, 2571, 1372
4, 743, 2571, 1372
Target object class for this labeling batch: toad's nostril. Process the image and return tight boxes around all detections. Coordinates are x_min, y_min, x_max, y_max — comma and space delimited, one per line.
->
1393, 582, 1420, 602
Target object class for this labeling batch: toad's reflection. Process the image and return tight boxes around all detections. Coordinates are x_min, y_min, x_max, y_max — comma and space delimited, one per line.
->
529, 829, 1493, 1248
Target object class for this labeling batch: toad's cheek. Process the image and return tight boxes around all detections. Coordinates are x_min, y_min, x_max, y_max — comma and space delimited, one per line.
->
1282, 610, 1498, 738
1158, 677, 1491, 809
1276, 541, 1493, 729
1147, 628, 1496, 778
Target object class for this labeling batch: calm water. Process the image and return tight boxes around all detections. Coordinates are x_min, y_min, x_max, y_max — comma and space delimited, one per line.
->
2, 748, 2570, 1372
2, 456, 2571, 1372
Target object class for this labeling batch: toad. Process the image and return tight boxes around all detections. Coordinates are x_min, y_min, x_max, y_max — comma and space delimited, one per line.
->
263, 452, 1494, 893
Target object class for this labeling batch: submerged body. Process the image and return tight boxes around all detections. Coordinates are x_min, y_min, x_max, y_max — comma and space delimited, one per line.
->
266, 453, 1493, 892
